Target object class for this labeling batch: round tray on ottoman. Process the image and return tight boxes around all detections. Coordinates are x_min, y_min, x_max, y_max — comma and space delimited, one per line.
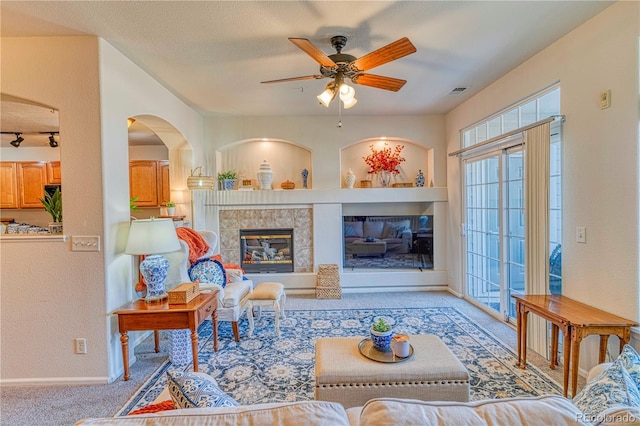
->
358, 338, 414, 363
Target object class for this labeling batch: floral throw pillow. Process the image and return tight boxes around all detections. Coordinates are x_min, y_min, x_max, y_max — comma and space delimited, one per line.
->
573, 358, 640, 421
617, 344, 640, 389
166, 371, 239, 409
188, 258, 226, 288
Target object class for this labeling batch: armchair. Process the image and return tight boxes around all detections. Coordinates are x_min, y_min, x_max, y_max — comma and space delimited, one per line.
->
162, 230, 253, 342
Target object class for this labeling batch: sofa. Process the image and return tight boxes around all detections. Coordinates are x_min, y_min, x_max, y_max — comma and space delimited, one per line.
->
76, 344, 640, 425
75, 395, 587, 425
344, 218, 412, 256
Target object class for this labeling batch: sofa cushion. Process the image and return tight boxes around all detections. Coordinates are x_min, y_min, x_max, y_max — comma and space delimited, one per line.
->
573, 359, 640, 423
382, 220, 411, 239
127, 400, 175, 415
358, 396, 587, 426
76, 401, 350, 425
363, 221, 384, 239
220, 279, 252, 308
167, 371, 239, 409
344, 221, 363, 238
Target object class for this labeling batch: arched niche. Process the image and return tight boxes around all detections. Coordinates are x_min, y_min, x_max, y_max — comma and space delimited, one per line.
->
340, 137, 434, 188
127, 115, 193, 218
216, 138, 312, 189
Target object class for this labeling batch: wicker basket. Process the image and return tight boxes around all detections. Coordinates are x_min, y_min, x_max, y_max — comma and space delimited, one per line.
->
316, 286, 342, 299
316, 264, 341, 299
360, 180, 372, 188
168, 282, 200, 304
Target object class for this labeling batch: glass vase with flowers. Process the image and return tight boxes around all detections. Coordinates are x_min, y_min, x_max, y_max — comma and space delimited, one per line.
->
362, 143, 406, 187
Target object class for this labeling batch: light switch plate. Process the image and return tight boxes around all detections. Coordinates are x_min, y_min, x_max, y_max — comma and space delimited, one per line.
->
71, 236, 101, 252
576, 227, 586, 244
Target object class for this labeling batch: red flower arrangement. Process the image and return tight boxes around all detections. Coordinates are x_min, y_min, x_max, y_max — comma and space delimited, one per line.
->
363, 143, 405, 175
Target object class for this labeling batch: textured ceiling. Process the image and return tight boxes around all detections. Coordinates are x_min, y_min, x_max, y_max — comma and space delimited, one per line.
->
0, 1, 614, 147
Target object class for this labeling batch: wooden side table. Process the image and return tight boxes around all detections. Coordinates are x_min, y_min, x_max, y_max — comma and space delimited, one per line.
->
114, 291, 218, 381
513, 294, 637, 397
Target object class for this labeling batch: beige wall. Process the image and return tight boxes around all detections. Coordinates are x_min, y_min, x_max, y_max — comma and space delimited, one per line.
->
445, 2, 639, 370
0, 37, 204, 384
0, 37, 107, 383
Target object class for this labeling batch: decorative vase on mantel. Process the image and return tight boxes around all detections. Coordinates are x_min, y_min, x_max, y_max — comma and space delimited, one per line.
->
344, 168, 356, 189
378, 171, 392, 188
257, 160, 274, 190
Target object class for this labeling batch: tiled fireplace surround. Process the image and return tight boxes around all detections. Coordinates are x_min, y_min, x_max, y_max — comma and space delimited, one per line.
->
218, 208, 314, 272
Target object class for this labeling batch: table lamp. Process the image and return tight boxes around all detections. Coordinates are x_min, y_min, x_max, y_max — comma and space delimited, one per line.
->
125, 218, 181, 302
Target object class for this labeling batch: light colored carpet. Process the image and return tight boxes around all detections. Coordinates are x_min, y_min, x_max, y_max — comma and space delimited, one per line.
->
0, 291, 582, 425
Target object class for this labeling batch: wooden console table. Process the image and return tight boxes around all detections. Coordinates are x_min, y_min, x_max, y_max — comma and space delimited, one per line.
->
513, 294, 637, 397
115, 291, 219, 381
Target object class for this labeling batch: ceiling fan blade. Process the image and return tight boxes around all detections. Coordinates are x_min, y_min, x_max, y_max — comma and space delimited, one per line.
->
289, 38, 337, 67
261, 75, 324, 84
351, 74, 407, 92
351, 37, 416, 71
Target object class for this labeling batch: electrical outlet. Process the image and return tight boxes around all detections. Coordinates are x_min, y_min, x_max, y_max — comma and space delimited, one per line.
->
74, 338, 87, 354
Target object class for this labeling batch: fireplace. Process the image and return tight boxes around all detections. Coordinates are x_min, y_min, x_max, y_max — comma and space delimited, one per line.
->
240, 228, 294, 273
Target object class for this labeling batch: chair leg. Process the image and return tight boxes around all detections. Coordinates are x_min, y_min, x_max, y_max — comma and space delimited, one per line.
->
232, 321, 240, 342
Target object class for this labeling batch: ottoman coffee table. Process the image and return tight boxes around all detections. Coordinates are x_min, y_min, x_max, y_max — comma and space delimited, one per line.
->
350, 240, 387, 258
315, 334, 470, 408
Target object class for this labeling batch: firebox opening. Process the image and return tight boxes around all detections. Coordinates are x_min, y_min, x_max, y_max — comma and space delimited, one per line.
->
240, 228, 294, 273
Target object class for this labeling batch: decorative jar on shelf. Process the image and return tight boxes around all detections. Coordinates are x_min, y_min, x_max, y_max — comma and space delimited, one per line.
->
415, 170, 425, 187
377, 171, 392, 188
257, 160, 274, 190
344, 168, 356, 189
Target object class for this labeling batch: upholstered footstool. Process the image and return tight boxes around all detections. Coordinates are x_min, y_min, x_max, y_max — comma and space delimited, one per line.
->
315, 334, 470, 408
247, 282, 286, 337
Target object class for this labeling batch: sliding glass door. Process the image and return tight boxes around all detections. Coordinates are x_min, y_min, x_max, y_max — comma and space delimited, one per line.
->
465, 154, 501, 312
464, 147, 525, 320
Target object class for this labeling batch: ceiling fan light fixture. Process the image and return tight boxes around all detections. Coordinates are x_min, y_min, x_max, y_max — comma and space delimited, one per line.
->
317, 83, 336, 107
342, 96, 358, 109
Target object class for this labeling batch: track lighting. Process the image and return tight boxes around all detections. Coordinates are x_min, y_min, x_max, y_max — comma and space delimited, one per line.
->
10, 133, 24, 148
48, 133, 58, 148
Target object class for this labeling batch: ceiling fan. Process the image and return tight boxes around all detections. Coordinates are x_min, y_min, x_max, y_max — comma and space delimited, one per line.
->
261, 36, 416, 108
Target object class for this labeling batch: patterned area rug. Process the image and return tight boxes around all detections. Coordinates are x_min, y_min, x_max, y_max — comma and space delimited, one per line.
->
117, 307, 561, 415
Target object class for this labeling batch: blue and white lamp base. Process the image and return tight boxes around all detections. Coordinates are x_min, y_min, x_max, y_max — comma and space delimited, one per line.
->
140, 254, 170, 302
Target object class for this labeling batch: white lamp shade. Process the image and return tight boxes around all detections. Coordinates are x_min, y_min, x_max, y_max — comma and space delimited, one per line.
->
342, 96, 358, 109
125, 218, 181, 255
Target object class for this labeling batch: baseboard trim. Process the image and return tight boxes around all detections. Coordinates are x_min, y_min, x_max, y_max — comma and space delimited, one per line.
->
0, 376, 109, 386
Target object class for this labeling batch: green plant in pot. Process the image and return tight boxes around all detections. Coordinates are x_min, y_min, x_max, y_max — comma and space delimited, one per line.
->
217, 170, 238, 190
370, 318, 393, 351
165, 201, 176, 215
39, 187, 63, 234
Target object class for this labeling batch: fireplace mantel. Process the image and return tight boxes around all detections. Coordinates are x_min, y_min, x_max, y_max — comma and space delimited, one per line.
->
207, 187, 447, 207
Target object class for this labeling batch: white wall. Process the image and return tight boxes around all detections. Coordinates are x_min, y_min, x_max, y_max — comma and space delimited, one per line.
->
445, 2, 639, 370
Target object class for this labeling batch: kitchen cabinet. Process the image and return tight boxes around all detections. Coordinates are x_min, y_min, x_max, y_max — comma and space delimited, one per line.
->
18, 162, 47, 208
157, 161, 170, 206
129, 160, 170, 207
46, 161, 61, 184
0, 162, 19, 209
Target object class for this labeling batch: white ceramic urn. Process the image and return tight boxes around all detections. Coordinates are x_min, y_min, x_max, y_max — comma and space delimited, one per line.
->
345, 168, 356, 189
257, 160, 274, 190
